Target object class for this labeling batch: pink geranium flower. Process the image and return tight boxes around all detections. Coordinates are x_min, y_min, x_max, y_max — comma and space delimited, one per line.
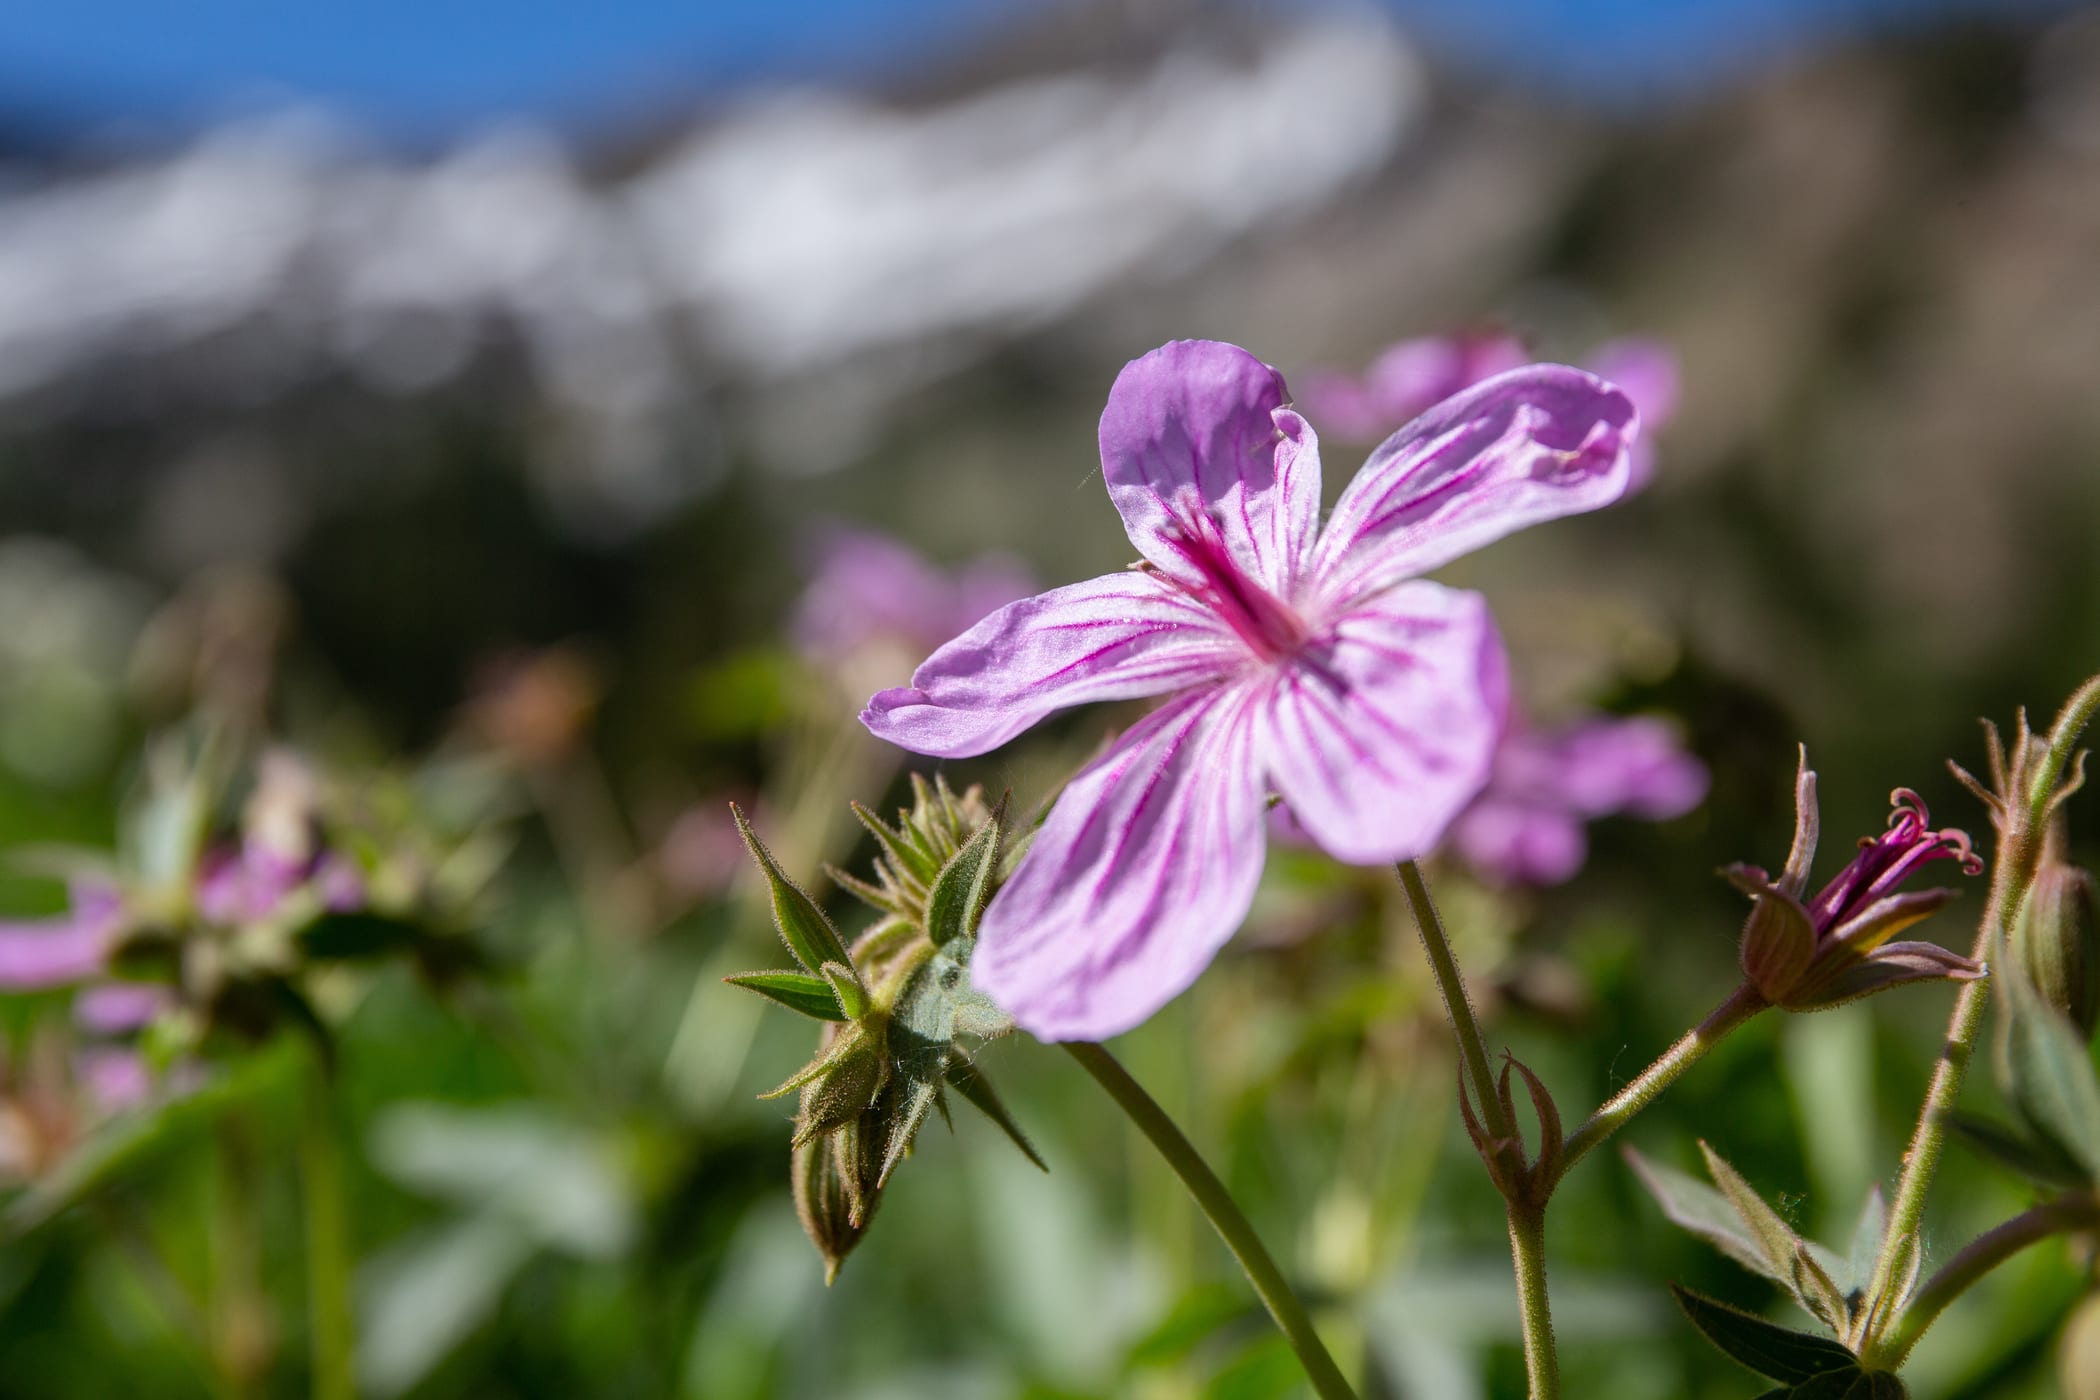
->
862, 339, 1638, 1040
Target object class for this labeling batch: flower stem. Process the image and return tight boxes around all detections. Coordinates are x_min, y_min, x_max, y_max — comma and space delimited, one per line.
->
1064, 1041, 1358, 1400
1506, 1205, 1561, 1400
1395, 860, 1515, 1142
299, 1052, 355, 1400
1551, 983, 1767, 1186
1863, 675, 2100, 1347
1876, 1192, 2100, 1367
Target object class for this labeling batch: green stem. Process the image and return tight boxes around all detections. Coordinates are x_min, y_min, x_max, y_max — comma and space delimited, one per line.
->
1863, 673, 2100, 1342
1507, 1206, 1561, 1400
1065, 1042, 1358, 1400
300, 1053, 355, 1400
1552, 983, 1768, 1186
1395, 859, 1514, 1142
1876, 1193, 2100, 1367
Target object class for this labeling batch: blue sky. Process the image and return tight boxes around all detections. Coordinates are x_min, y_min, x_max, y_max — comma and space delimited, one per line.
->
0, 0, 2067, 140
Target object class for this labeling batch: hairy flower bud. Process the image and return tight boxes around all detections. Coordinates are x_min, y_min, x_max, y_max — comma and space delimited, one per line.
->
2014, 862, 2099, 1039
727, 782, 1043, 1281
791, 1130, 869, 1285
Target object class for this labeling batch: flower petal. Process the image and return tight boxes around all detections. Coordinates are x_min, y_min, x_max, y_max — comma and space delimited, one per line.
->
1493, 715, 1708, 820
861, 572, 1243, 758
973, 686, 1268, 1041
1310, 365, 1637, 608
1261, 581, 1507, 865
1448, 797, 1588, 886
1099, 340, 1318, 597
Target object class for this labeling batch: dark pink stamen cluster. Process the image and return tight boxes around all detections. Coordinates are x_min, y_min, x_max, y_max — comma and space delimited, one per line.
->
1159, 510, 1308, 662
1804, 790, 1983, 935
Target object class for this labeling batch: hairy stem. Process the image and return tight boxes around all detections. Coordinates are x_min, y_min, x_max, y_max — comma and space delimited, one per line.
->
1876, 1193, 2100, 1367
1552, 983, 1768, 1186
1507, 1206, 1561, 1400
1865, 675, 2100, 1340
300, 1054, 355, 1400
1396, 860, 1514, 1142
1065, 1041, 1358, 1400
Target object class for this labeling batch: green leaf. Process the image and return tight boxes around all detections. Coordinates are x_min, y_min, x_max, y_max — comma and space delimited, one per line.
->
1692, 1141, 1851, 1330
1125, 1284, 1248, 1369
924, 798, 1004, 947
1999, 944, 2100, 1182
1627, 1148, 1788, 1285
1945, 1110, 2093, 1189
1785, 1367, 1910, 1399
731, 805, 852, 974
1670, 1285, 1859, 1382
1842, 1187, 1887, 1298
944, 1057, 1045, 1170
723, 970, 848, 1021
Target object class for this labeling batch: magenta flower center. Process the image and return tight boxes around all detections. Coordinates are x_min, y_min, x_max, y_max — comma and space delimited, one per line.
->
1804, 789, 1981, 935
1159, 511, 1309, 663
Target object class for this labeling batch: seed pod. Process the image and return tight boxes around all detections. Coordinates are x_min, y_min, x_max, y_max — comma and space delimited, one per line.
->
2015, 862, 2099, 1040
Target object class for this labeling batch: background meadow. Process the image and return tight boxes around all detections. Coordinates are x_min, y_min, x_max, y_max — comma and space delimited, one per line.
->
2, 1, 2098, 1395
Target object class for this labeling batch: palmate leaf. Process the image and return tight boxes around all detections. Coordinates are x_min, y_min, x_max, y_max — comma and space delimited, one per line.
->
1670, 1286, 1859, 1383
1627, 1148, 1787, 1285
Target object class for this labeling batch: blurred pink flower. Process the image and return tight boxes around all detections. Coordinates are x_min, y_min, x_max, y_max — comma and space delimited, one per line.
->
0, 883, 124, 990
194, 843, 363, 926
864, 338, 1639, 1040
1447, 714, 1708, 886
1301, 333, 1679, 489
793, 525, 1035, 676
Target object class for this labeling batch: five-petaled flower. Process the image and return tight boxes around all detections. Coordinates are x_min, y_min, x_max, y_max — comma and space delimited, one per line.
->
1731, 752, 1984, 1011
862, 339, 1638, 1040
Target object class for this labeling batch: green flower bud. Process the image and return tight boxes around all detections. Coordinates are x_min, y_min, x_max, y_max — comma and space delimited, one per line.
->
2014, 862, 2099, 1039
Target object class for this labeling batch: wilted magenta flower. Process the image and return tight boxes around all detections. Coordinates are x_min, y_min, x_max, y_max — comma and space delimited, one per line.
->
1732, 756, 1984, 1010
1448, 713, 1708, 886
0, 883, 124, 990
793, 525, 1034, 678
863, 339, 1638, 1039
1303, 333, 1678, 491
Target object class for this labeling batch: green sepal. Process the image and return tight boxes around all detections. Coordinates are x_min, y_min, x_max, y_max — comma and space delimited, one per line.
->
821, 961, 870, 1021
944, 1056, 1045, 1171
850, 801, 937, 889
732, 804, 852, 974
1670, 1285, 1859, 1383
724, 970, 848, 1022
792, 1026, 888, 1146
762, 1020, 876, 1101
1997, 924, 2100, 1183
924, 794, 1005, 947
